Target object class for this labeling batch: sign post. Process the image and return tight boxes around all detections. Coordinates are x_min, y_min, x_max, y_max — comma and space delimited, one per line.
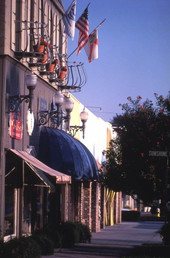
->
149, 151, 170, 223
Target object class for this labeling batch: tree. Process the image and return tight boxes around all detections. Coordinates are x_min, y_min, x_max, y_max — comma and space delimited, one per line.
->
104, 92, 170, 206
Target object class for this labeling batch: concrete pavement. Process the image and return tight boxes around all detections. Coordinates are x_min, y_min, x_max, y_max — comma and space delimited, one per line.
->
42, 221, 164, 258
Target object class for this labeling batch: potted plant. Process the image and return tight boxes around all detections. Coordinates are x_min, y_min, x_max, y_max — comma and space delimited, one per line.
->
58, 66, 67, 80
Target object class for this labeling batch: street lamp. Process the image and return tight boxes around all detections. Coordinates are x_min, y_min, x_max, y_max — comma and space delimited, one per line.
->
38, 91, 74, 128
38, 91, 88, 138
8, 72, 37, 113
69, 108, 88, 138
53, 90, 64, 106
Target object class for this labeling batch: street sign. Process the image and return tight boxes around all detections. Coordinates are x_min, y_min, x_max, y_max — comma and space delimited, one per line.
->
149, 151, 169, 157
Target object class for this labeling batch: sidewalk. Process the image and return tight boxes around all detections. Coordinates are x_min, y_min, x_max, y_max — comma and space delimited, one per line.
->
42, 221, 164, 258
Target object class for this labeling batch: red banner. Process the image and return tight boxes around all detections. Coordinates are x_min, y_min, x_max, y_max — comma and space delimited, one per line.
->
8, 112, 23, 140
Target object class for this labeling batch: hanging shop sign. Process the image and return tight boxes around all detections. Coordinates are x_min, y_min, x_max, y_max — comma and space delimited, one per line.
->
8, 112, 23, 140
26, 110, 34, 136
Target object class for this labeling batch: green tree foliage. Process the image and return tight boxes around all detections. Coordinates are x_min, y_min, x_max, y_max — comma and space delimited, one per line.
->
104, 92, 170, 205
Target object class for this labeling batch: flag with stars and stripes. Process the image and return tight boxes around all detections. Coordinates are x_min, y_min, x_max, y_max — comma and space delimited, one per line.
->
63, 0, 76, 40
75, 6, 89, 55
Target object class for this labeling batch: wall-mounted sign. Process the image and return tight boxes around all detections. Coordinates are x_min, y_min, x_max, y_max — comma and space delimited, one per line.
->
27, 110, 34, 136
39, 98, 47, 111
8, 112, 23, 140
149, 151, 169, 157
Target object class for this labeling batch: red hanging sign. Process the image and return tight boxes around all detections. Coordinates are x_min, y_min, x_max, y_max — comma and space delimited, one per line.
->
8, 112, 23, 140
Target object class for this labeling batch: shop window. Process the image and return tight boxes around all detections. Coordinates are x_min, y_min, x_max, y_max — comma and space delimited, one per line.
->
23, 186, 48, 233
4, 187, 15, 236
11, 0, 16, 51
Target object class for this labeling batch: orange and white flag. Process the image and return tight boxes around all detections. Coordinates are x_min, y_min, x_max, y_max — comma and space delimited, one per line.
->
85, 29, 98, 63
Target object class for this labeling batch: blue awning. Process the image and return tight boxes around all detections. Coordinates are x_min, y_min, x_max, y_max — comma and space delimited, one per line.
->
38, 127, 99, 181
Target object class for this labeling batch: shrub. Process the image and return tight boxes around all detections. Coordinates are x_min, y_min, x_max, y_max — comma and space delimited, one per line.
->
59, 221, 79, 248
159, 223, 170, 245
0, 240, 5, 257
35, 221, 91, 249
42, 224, 62, 248
32, 231, 54, 255
0, 236, 41, 258
75, 222, 91, 243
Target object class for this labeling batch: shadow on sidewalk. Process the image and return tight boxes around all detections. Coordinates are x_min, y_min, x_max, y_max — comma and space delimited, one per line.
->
54, 243, 134, 257
53, 243, 170, 257
126, 243, 170, 257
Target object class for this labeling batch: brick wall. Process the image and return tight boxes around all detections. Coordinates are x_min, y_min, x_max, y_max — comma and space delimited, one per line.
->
63, 184, 69, 221
114, 192, 122, 224
117, 192, 122, 223
91, 182, 101, 232
82, 181, 92, 230
67, 182, 122, 232
68, 184, 74, 221
100, 185, 106, 229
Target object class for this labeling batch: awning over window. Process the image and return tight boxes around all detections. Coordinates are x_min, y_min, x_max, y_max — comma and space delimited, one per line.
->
24, 161, 56, 192
38, 127, 99, 181
7, 149, 71, 185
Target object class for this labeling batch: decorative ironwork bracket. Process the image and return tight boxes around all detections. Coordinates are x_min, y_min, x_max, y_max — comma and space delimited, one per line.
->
38, 109, 68, 128
69, 124, 85, 138
8, 95, 30, 113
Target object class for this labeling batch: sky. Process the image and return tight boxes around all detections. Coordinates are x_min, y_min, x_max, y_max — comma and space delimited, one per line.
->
62, 0, 170, 122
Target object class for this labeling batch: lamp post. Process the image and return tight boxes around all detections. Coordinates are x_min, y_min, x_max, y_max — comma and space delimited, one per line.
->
38, 91, 88, 138
38, 91, 74, 129
8, 72, 37, 113
69, 107, 88, 138
53, 92, 74, 128
52, 90, 64, 127
63, 96, 74, 130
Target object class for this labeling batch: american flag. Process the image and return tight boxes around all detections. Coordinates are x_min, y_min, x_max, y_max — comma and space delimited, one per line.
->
75, 6, 89, 55
63, 0, 76, 40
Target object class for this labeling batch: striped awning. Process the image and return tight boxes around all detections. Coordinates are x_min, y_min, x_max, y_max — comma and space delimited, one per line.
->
7, 149, 71, 186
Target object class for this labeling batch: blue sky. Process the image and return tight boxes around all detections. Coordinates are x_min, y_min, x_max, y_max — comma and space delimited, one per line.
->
62, 0, 170, 122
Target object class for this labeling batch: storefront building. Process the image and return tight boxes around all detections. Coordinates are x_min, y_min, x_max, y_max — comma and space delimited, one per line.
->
68, 97, 122, 231
0, 0, 121, 240
0, 0, 73, 240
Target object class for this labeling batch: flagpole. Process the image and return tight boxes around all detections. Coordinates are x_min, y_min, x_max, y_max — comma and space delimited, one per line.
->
67, 3, 91, 58
90, 18, 106, 35
76, 2, 91, 21
68, 18, 106, 59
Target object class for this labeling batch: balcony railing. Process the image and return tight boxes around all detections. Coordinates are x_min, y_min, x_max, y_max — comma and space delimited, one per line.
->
13, 20, 87, 91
